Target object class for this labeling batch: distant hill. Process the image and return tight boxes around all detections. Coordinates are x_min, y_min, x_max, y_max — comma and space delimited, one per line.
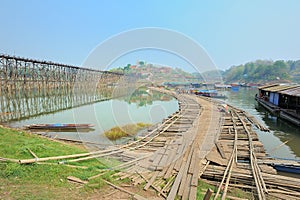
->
110, 62, 198, 84
110, 59, 300, 85
110, 62, 226, 84
223, 60, 300, 84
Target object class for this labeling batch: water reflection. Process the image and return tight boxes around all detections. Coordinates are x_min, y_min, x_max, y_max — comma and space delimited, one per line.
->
8, 88, 179, 147
124, 87, 173, 107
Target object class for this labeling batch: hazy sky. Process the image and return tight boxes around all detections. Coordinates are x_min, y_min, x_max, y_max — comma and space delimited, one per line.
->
0, 0, 299, 71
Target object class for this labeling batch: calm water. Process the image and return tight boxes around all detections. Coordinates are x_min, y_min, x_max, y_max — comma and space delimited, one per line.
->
223, 87, 300, 161
8, 89, 179, 145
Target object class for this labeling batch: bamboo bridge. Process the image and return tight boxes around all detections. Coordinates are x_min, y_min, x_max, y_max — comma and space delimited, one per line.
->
7, 87, 298, 200
0, 54, 135, 122
1, 55, 300, 199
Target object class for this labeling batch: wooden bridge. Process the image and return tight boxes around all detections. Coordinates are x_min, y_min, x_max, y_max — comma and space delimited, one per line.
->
110, 90, 300, 200
14, 87, 299, 199
0, 54, 136, 122
2, 54, 299, 199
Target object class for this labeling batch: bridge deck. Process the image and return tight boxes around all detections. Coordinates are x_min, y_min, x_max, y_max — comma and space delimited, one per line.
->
110, 89, 300, 200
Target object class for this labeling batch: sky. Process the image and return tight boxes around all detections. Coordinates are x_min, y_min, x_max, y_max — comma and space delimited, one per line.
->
0, 0, 299, 71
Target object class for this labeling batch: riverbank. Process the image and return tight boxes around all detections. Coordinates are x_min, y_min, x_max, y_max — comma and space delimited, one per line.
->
0, 126, 124, 199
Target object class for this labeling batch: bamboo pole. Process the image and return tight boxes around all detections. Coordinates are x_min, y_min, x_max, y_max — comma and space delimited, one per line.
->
27, 148, 38, 159
64, 149, 124, 163
136, 171, 167, 198
102, 179, 147, 200
269, 140, 290, 153
113, 154, 151, 170
214, 115, 237, 200
19, 148, 120, 164
0, 157, 19, 163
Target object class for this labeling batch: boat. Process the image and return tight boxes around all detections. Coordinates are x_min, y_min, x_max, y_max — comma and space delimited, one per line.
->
273, 164, 300, 174
195, 89, 227, 99
25, 123, 94, 130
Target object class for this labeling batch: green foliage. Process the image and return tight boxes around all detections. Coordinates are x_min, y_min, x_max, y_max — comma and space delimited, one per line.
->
104, 123, 151, 140
196, 180, 253, 199
224, 59, 300, 83
0, 128, 85, 159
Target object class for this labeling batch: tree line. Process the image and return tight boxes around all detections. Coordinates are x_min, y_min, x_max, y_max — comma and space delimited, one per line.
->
223, 60, 300, 83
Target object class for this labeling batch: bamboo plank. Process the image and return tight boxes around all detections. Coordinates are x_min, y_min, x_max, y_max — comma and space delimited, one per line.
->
167, 146, 192, 200
164, 161, 176, 179
182, 173, 192, 200
103, 179, 147, 200
136, 171, 167, 198
143, 171, 159, 190
189, 185, 197, 200
67, 176, 88, 184
215, 142, 226, 159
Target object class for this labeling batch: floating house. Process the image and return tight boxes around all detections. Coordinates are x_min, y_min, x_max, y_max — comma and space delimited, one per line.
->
163, 82, 191, 88
214, 84, 232, 89
193, 89, 226, 99
256, 84, 300, 126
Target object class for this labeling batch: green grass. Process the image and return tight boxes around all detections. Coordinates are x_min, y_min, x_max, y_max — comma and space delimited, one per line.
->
104, 122, 151, 140
0, 126, 124, 199
196, 180, 253, 200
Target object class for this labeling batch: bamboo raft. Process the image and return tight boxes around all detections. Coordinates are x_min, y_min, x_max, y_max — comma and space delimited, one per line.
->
201, 105, 300, 200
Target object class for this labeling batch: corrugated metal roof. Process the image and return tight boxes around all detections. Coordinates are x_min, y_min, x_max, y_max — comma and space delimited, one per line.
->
279, 87, 300, 97
263, 85, 298, 92
258, 84, 279, 89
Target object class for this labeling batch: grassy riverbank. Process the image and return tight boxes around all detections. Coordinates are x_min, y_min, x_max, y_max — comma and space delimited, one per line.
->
0, 126, 252, 199
104, 123, 151, 140
0, 126, 122, 199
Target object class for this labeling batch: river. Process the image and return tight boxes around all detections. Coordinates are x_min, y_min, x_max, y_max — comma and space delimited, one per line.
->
8, 88, 179, 146
223, 87, 300, 161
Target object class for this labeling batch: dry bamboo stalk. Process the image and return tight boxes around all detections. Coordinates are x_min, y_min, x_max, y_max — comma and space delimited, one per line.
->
268, 189, 300, 197
214, 124, 237, 200
113, 154, 151, 170
0, 157, 19, 163
167, 145, 193, 200
36, 162, 88, 169
144, 171, 159, 190
65, 149, 124, 163
88, 170, 108, 180
103, 190, 118, 198
221, 138, 237, 200
136, 171, 167, 198
19, 148, 120, 164
226, 196, 248, 200
269, 140, 290, 153
162, 175, 175, 193
27, 148, 38, 159
182, 173, 192, 200
102, 179, 147, 200
67, 176, 88, 184
164, 161, 176, 179
238, 110, 266, 200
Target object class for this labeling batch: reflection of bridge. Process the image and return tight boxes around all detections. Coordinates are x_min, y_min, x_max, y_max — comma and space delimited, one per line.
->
0, 54, 136, 122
